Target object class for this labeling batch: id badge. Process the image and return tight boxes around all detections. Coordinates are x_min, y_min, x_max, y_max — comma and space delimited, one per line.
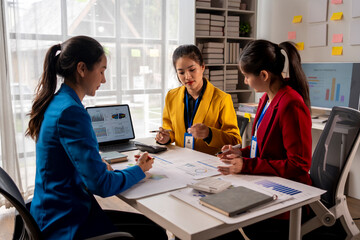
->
184, 132, 194, 149
250, 136, 257, 158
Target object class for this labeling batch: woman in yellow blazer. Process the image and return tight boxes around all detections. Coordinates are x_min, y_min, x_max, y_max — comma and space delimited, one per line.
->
156, 44, 241, 155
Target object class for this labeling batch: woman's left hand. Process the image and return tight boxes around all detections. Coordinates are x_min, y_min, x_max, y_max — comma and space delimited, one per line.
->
217, 156, 243, 175
187, 123, 209, 139
102, 158, 114, 171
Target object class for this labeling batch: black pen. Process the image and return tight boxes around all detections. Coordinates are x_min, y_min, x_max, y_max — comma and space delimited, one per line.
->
149, 129, 172, 133
216, 144, 242, 155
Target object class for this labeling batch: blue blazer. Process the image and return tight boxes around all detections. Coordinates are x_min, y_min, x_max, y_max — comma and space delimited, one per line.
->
30, 84, 145, 239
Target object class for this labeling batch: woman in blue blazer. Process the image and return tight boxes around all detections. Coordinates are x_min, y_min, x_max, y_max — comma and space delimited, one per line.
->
26, 36, 167, 239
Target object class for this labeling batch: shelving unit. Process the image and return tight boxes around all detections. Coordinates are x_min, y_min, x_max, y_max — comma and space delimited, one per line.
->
195, 0, 257, 107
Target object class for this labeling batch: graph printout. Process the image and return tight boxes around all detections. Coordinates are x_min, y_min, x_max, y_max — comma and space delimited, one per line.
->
302, 63, 353, 109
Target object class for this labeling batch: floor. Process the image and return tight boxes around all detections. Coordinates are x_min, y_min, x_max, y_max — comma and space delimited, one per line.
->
0, 196, 359, 239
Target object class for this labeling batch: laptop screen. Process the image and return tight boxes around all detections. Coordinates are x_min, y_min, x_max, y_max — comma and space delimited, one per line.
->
86, 104, 135, 144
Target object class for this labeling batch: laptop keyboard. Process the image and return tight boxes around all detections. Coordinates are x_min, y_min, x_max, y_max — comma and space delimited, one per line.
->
100, 141, 138, 153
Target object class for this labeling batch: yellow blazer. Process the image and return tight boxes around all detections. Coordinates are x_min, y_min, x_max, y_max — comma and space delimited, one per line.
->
162, 79, 241, 155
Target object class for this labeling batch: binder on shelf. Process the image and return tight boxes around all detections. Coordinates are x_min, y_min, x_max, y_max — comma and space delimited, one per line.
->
211, 20, 225, 27
196, 13, 210, 19
196, 30, 210, 36
196, 1, 211, 7
204, 42, 225, 48
210, 69, 224, 76
196, 24, 210, 31
211, 14, 225, 21
196, 19, 210, 25
204, 58, 223, 64
238, 103, 258, 114
203, 48, 224, 53
203, 53, 224, 59
209, 75, 224, 81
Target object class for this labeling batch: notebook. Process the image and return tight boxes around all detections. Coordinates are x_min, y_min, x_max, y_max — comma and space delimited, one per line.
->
86, 104, 138, 153
199, 186, 275, 217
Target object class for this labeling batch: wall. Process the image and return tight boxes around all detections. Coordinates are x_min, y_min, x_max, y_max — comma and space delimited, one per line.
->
257, 0, 360, 199
257, 0, 360, 62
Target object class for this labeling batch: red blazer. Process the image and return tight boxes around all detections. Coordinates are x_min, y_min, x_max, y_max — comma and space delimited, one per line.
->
241, 85, 312, 186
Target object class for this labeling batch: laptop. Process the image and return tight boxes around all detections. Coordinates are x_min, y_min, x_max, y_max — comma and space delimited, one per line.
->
86, 104, 138, 153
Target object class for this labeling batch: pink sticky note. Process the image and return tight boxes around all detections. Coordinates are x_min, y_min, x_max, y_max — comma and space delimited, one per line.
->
288, 31, 296, 40
331, 0, 343, 4
332, 34, 343, 43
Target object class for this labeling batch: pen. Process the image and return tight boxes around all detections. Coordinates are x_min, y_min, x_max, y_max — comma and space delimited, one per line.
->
149, 129, 172, 133
216, 144, 242, 155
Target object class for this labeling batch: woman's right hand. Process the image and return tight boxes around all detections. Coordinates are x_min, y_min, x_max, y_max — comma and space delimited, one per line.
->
217, 144, 242, 159
134, 152, 154, 172
155, 127, 170, 144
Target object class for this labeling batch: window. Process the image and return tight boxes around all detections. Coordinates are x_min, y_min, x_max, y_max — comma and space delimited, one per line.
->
4, 0, 189, 192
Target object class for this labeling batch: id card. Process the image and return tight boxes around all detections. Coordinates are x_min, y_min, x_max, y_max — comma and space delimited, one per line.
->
250, 136, 257, 158
184, 132, 194, 149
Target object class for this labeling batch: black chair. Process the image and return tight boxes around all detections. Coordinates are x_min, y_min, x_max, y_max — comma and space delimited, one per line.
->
302, 106, 360, 239
237, 115, 250, 137
0, 166, 134, 240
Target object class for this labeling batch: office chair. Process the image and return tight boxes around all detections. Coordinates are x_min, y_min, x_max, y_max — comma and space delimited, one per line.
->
237, 115, 250, 137
0, 166, 134, 240
302, 106, 360, 240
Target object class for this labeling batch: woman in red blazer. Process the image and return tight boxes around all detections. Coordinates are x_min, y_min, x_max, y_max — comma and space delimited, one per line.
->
215, 39, 312, 240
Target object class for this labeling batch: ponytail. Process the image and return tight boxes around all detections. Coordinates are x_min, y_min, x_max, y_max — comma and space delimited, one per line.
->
279, 42, 311, 110
26, 44, 61, 141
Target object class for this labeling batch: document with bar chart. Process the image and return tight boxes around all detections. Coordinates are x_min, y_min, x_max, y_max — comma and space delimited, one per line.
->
302, 63, 353, 109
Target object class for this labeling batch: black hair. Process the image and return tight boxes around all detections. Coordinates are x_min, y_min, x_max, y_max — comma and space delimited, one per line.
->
239, 39, 310, 109
172, 44, 204, 70
26, 35, 105, 141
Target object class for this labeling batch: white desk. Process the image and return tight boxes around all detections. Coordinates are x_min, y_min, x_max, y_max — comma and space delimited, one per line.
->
116, 138, 324, 240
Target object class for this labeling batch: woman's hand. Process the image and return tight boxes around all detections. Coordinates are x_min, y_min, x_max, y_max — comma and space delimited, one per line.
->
102, 158, 114, 171
155, 127, 171, 144
217, 144, 242, 159
134, 152, 154, 172
187, 123, 209, 139
217, 156, 244, 175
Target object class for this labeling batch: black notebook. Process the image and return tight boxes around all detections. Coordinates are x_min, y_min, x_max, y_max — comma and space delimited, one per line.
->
199, 186, 275, 217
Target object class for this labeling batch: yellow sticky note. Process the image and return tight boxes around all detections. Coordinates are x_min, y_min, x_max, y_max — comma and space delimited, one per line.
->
332, 46, 343, 55
292, 15, 302, 23
330, 12, 343, 21
131, 49, 141, 57
296, 42, 304, 51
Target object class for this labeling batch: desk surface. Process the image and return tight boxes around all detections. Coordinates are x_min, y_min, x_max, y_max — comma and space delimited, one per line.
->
117, 138, 324, 240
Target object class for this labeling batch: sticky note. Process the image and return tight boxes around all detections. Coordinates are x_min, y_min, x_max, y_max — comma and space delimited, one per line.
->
331, 12, 343, 21
288, 31, 296, 40
331, 0, 342, 4
296, 42, 304, 51
332, 46, 343, 55
292, 15, 302, 23
131, 49, 141, 57
332, 34, 343, 43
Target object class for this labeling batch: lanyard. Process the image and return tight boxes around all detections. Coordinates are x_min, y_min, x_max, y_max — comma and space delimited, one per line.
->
254, 101, 270, 137
185, 91, 200, 128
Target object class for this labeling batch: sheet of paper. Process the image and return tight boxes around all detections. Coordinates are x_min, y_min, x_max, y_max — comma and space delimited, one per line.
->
332, 46, 343, 55
332, 33, 343, 43
350, 19, 360, 45
288, 31, 296, 40
114, 146, 224, 198
292, 15, 302, 23
352, 0, 360, 18
308, 0, 328, 23
330, 12, 343, 21
308, 24, 327, 47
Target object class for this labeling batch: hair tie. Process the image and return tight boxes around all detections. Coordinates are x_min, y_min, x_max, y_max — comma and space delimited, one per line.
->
280, 49, 289, 79
55, 44, 62, 57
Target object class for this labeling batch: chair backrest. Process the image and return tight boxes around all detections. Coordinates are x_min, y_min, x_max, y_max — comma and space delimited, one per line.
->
237, 115, 249, 137
310, 106, 360, 208
0, 166, 42, 240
